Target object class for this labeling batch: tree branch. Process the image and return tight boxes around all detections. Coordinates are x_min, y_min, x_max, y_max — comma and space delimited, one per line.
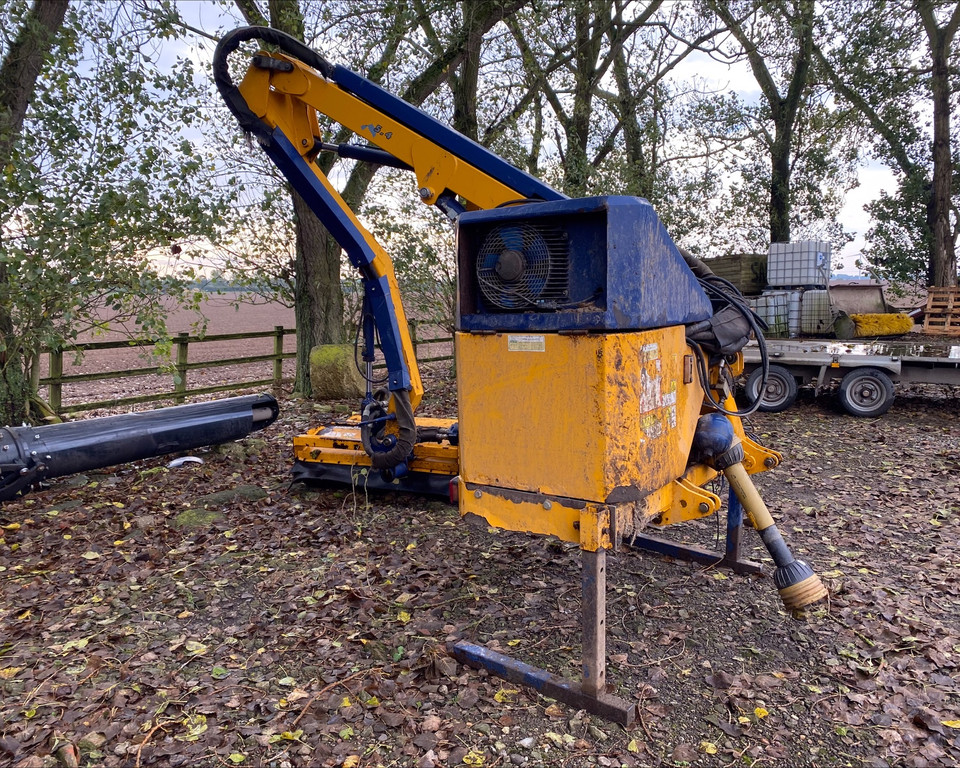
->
708, 0, 784, 122
0, 0, 70, 169
809, 41, 917, 177
233, 0, 268, 27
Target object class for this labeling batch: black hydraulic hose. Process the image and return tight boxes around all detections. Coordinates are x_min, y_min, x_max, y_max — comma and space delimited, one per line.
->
701, 276, 770, 415
360, 389, 416, 471
688, 273, 770, 418
0, 394, 280, 502
352, 304, 388, 387
213, 26, 336, 143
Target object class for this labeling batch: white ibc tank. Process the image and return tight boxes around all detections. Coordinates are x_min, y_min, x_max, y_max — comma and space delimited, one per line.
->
787, 289, 803, 337
767, 241, 831, 288
801, 289, 833, 335
758, 290, 789, 337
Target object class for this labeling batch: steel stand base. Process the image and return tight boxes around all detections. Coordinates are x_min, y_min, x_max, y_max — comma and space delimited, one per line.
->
625, 490, 763, 575
450, 548, 637, 726
450, 642, 636, 725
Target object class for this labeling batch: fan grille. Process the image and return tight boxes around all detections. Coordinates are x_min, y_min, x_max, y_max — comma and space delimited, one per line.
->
475, 223, 568, 310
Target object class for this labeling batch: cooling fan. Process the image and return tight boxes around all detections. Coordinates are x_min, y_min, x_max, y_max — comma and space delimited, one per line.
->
475, 223, 567, 310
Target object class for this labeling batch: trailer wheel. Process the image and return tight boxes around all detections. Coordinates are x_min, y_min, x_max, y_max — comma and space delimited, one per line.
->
745, 365, 798, 412
839, 368, 895, 417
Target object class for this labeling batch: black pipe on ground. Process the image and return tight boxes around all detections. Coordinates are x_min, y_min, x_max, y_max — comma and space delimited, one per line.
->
0, 394, 279, 502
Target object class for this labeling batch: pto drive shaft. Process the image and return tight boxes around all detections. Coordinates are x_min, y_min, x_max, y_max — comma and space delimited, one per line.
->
723, 460, 828, 611
691, 412, 827, 611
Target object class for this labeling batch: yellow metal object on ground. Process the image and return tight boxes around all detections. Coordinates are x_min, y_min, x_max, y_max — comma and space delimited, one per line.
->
293, 416, 459, 476
456, 326, 705, 548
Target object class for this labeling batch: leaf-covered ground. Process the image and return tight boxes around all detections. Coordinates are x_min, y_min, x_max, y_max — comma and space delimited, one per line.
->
2, 377, 959, 768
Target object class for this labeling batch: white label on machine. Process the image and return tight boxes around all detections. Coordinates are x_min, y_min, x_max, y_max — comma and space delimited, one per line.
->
507, 334, 546, 352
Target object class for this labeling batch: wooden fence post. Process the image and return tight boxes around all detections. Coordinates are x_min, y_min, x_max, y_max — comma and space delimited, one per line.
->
49, 349, 63, 414
175, 332, 189, 403
273, 326, 284, 389
409, 319, 418, 358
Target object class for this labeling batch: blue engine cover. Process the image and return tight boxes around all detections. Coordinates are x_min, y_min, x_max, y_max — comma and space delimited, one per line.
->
456, 196, 713, 332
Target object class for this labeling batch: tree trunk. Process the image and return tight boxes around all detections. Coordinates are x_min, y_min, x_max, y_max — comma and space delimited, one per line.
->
565, 0, 605, 196
449, 2, 485, 140
239, 0, 344, 396
770, 132, 792, 243
0, 0, 69, 424
710, 0, 814, 246
813, 3, 957, 285
291, 191, 344, 394
919, 1, 959, 287
0, 0, 70, 169
612, 48, 653, 200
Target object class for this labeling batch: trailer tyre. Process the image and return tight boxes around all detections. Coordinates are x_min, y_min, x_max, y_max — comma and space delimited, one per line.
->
839, 368, 894, 417
745, 365, 798, 412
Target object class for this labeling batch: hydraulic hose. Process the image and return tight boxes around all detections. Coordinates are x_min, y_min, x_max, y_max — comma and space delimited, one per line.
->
681, 250, 769, 417
213, 26, 335, 143
360, 389, 416, 471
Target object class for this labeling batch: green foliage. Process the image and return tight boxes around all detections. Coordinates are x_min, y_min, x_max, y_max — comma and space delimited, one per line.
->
684, 1, 860, 253
0, 0, 235, 413
860, 171, 932, 286
818, 0, 959, 284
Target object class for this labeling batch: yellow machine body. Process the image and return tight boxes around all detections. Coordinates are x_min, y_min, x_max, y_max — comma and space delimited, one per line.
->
456, 327, 716, 548
216, 28, 825, 726
221, 35, 780, 515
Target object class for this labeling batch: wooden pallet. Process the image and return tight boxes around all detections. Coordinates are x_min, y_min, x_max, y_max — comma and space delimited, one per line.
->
923, 287, 960, 335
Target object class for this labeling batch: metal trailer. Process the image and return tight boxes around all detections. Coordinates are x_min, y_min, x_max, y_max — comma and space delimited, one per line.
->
742, 337, 960, 416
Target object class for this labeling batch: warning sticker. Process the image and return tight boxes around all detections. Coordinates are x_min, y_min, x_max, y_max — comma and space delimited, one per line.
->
507, 334, 546, 352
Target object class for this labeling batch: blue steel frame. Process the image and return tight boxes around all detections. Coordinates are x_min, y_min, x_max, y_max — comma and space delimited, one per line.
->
262, 128, 412, 393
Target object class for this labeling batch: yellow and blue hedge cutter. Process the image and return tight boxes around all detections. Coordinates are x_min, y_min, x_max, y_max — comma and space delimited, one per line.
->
214, 27, 826, 724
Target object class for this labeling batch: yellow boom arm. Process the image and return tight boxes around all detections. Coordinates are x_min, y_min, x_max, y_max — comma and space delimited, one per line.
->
214, 26, 566, 416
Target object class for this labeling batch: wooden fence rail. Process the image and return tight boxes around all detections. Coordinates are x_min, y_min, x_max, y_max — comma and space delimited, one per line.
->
40, 321, 453, 415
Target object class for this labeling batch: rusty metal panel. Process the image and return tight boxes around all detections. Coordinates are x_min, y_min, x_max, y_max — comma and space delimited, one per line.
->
455, 327, 703, 506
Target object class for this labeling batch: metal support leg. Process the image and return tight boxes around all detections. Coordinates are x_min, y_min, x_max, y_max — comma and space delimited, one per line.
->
624, 490, 763, 575
450, 545, 636, 725
581, 548, 606, 696
721, 490, 762, 573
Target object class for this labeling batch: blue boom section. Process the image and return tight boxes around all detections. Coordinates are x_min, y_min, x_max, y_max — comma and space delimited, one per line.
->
332, 66, 566, 204
457, 196, 714, 332
263, 128, 412, 392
